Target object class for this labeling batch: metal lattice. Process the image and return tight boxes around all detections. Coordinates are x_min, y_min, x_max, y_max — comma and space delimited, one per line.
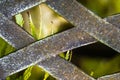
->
0, 0, 120, 80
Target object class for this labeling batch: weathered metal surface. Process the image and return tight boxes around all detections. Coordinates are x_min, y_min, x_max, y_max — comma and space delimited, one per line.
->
0, 14, 94, 80
46, 0, 120, 53
0, 13, 35, 49
0, 0, 46, 18
0, 1, 95, 79
0, 26, 96, 78
0, 11, 95, 80
37, 14, 120, 80
0, 12, 120, 78
97, 73, 120, 80
38, 56, 95, 80
0, 0, 120, 80
105, 14, 120, 29
0, 1, 120, 77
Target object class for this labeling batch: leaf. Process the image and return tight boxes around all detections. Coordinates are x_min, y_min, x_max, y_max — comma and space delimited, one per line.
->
23, 66, 33, 80
15, 14, 24, 27
59, 51, 72, 61
0, 38, 15, 58
43, 72, 49, 80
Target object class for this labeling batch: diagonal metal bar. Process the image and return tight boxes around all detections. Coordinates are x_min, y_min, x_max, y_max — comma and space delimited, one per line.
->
105, 14, 120, 29
0, 0, 46, 18
0, 12, 95, 80
0, 1, 120, 79
0, 0, 120, 80
0, 2, 95, 79
39, 56, 95, 80
0, 13, 95, 80
46, 0, 120, 53
0, 24, 96, 79
0, 0, 119, 53
37, 14, 120, 80
0, 13, 120, 79
97, 73, 120, 80
1, 0, 120, 52
0, 13, 35, 49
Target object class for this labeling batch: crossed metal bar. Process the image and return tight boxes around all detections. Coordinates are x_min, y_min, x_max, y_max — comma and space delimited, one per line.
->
0, 0, 120, 80
0, 13, 95, 80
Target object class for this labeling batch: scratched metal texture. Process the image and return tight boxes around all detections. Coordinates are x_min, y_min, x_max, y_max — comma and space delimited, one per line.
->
0, 0, 120, 80
0, 13, 35, 49
0, 0, 95, 80
38, 56, 95, 80
97, 73, 120, 80
0, 0, 46, 18
0, 8, 95, 80
46, 0, 120, 53
0, 25, 97, 79
0, 13, 119, 80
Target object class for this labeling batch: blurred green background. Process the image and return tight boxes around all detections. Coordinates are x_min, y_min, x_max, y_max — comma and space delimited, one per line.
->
78, 0, 120, 17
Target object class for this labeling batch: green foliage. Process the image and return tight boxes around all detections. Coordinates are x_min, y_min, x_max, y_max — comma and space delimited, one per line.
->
15, 14, 24, 27
78, 0, 120, 17
43, 72, 49, 80
59, 51, 72, 61
77, 55, 120, 78
23, 66, 33, 80
0, 38, 15, 58
21, 4, 72, 40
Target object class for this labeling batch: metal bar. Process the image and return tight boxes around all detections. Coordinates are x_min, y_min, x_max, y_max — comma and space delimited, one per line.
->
0, 25, 96, 78
1, 0, 120, 52
0, 0, 120, 79
97, 73, 120, 80
1, 3, 120, 79
0, 9, 95, 80
1, 12, 120, 78
1, 0, 120, 53
37, 14, 120, 80
0, 13, 35, 49
46, 0, 120, 53
38, 56, 95, 80
0, 14, 95, 80
0, 2, 95, 79
105, 14, 120, 29
0, 0, 46, 18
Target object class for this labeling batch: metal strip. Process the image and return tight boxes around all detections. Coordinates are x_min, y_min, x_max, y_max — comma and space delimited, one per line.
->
46, 0, 120, 53
0, 2, 95, 79
0, 14, 94, 80
0, 13, 35, 49
105, 14, 120, 29
1, 12, 120, 77
97, 73, 120, 80
0, 5, 120, 80
0, 0, 120, 79
37, 14, 120, 80
38, 56, 95, 80
1, 0, 120, 53
0, 15, 95, 80
0, 0, 46, 18
0, 12, 95, 80
0, 25, 96, 78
